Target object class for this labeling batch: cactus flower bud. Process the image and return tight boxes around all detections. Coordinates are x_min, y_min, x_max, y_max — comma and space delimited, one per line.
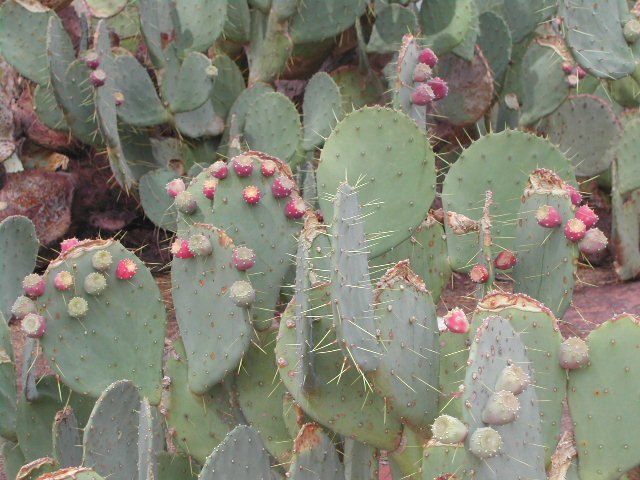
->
21, 313, 46, 338
469, 427, 502, 459
431, 415, 468, 444
560, 337, 589, 369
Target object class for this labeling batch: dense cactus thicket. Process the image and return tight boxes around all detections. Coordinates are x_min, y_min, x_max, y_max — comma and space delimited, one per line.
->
2, 0, 640, 479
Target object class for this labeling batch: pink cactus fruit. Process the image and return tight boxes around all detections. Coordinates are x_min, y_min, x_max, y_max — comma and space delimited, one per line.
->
564, 218, 587, 242
579, 228, 608, 255
443, 308, 469, 334
574, 66, 587, 79
90, 69, 107, 87
272, 175, 295, 199
285, 198, 306, 219
232, 246, 256, 271
165, 178, 186, 198
171, 239, 194, 259
114, 91, 124, 106
566, 184, 583, 206
561, 62, 573, 74
566, 74, 579, 88
21, 313, 47, 338
261, 159, 277, 177
536, 205, 562, 228
469, 265, 489, 284
202, 179, 218, 200
209, 160, 229, 179
61, 238, 80, 253
494, 250, 517, 270
54, 271, 74, 291
419, 48, 438, 68
411, 83, 435, 106
427, 77, 448, 100
23, 274, 46, 297
559, 337, 589, 369
413, 63, 433, 82
482, 391, 520, 426
84, 51, 100, 70
243, 186, 262, 205
575, 205, 598, 228
11, 296, 37, 320
232, 155, 255, 177
116, 259, 138, 280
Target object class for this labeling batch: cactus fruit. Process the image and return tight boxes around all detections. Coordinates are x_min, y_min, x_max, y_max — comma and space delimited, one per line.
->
20, 313, 46, 338
575, 205, 598, 228
428, 77, 448, 100
116, 259, 137, 279
232, 154, 255, 176
443, 308, 469, 334
91, 251, 113, 271
67, 297, 88, 318
11, 296, 37, 320
165, 179, 185, 198
469, 427, 502, 459
170, 239, 194, 259
411, 83, 435, 105
494, 365, 529, 396
84, 51, 100, 70
536, 205, 562, 228
285, 198, 306, 219
23, 274, 46, 297
90, 69, 107, 87
84, 273, 107, 295
271, 176, 295, 198
431, 415, 468, 444
564, 218, 587, 242
175, 191, 197, 214
187, 233, 212, 256
469, 265, 489, 283
242, 185, 261, 204
494, 250, 516, 270
481, 391, 520, 426
559, 337, 589, 369
54, 271, 74, 291
60, 238, 80, 253
210, 160, 229, 179
579, 228, 608, 255
413, 63, 432, 82
232, 247, 256, 271
419, 48, 438, 67
566, 185, 582, 206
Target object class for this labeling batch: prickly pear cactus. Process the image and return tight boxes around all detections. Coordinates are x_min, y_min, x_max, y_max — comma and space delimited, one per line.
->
288, 423, 346, 480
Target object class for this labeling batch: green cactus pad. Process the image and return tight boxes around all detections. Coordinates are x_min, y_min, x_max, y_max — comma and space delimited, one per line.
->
563, 0, 635, 79
343, 439, 379, 480
611, 186, 640, 280
511, 170, 578, 318
504, 0, 556, 42
477, 11, 512, 80
178, 152, 302, 332
421, 440, 472, 480
442, 130, 575, 272
138, 397, 158, 480
112, 55, 168, 127
615, 115, 640, 196
370, 261, 440, 434
366, 4, 418, 55
451, 0, 479, 61
84, 0, 129, 17
0, 215, 38, 324
37, 239, 166, 403
289, 0, 367, 43
210, 54, 246, 120
288, 424, 345, 480
2, 441, 25, 480
437, 328, 469, 419
472, 292, 567, 464
157, 452, 199, 480
0, 1, 53, 84
389, 34, 426, 129
199, 425, 272, 480
568, 314, 640, 480
236, 329, 294, 463
317, 106, 436, 258
161, 50, 215, 114
544, 94, 621, 177
276, 289, 403, 450
303, 72, 343, 151
244, 92, 302, 164
330, 183, 381, 372
223, 0, 251, 43
34, 83, 70, 133
419, 0, 475, 54
0, 317, 17, 441
174, 0, 227, 54
139, 169, 179, 231
330, 66, 384, 114
174, 101, 225, 138
53, 407, 82, 467
171, 224, 252, 394
462, 316, 546, 479
82, 380, 140, 480
165, 339, 239, 464
16, 375, 94, 462
138, 0, 172, 67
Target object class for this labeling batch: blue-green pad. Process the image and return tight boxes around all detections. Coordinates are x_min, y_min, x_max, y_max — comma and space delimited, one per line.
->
317, 106, 436, 258
615, 115, 640, 196
0, 318, 16, 441
53, 406, 83, 468
288, 424, 346, 480
174, 0, 227, 54
419, 0, 475, 54
366, 4, 419, 55
504, 0, 556, 43
161, 50, 215, 114
477, 11, 512, 80
303, 72, 343, 151
139, 169, 180, 232
289, 0, 367, 43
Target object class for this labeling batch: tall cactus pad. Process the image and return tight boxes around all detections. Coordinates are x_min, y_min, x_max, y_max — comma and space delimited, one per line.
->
171, 224, 253, 394
288, 424, 346, 480
178, 151, 302, 331
511, 169, 578, 318
0, 215, 38, 323
419, 0, 475, 54
317, 106, 436, 257
303, 72, 343, 151
276, 290, 403, 450
442, 130, 575, 272
370, 261, 440, 433
568, 314, 640, 480
615, 115, 640, 196
37, 239, 166, 403
0, 318, 16, 440
83, 380, 140, 480
198, 425, 272, 480
462, 316, 546, 479
473, 293, 567, 464
437, 328, 469, 419
330, 183, 381, 372
53, 407, 82, 468
563, 0, 635, 79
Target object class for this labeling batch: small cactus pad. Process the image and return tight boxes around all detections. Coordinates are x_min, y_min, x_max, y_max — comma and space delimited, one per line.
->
303, 72, 343, 151
37, 239, 166, 403
198, 425, 272, 480
317, 106, 436, 257
288, 424, 346, 480
614, 115, 640, 197
171, 224, 253, 394
421, 440, 472, 479
568, 314, 640, 480
52, 407, 82, 468
289, 0, 367, 43
442, 130, 575, 272
419, 0, 475, 54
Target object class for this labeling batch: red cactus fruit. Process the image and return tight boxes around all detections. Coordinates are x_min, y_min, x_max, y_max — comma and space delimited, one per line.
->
233, 155, 255, 177
411, 83, 435, 106
90, 69, 107, 87
443, 308, 469, 334
574, 66, 587, 79
413, 63, 433, 82
171, 239, 194, 259
561, 62, 573, 74
165, 178, 185, 198
84, 51, 100, 70
427, 77, 448, 100
536, 205, 562, 228
116, 259, 138, 280
579, 228, 608, 255
575, 205, 598, 228
23, 274, 45, 297
232, 246, 256, 271
21, 313, 47, 338
261, 159, 277, 176
285, 198, 306, 219
419, 48, 438, 67
564, 218, 587, 242
272, 175, 295, 199
494, 250, 517, 270
54, 271, 74, 291
210, 160, 228, 179
243, 186, 261, 204
566, 184, 583, 206
469, 265, 489, 284
202, 179, 217, 200
61, 237, 80, 253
